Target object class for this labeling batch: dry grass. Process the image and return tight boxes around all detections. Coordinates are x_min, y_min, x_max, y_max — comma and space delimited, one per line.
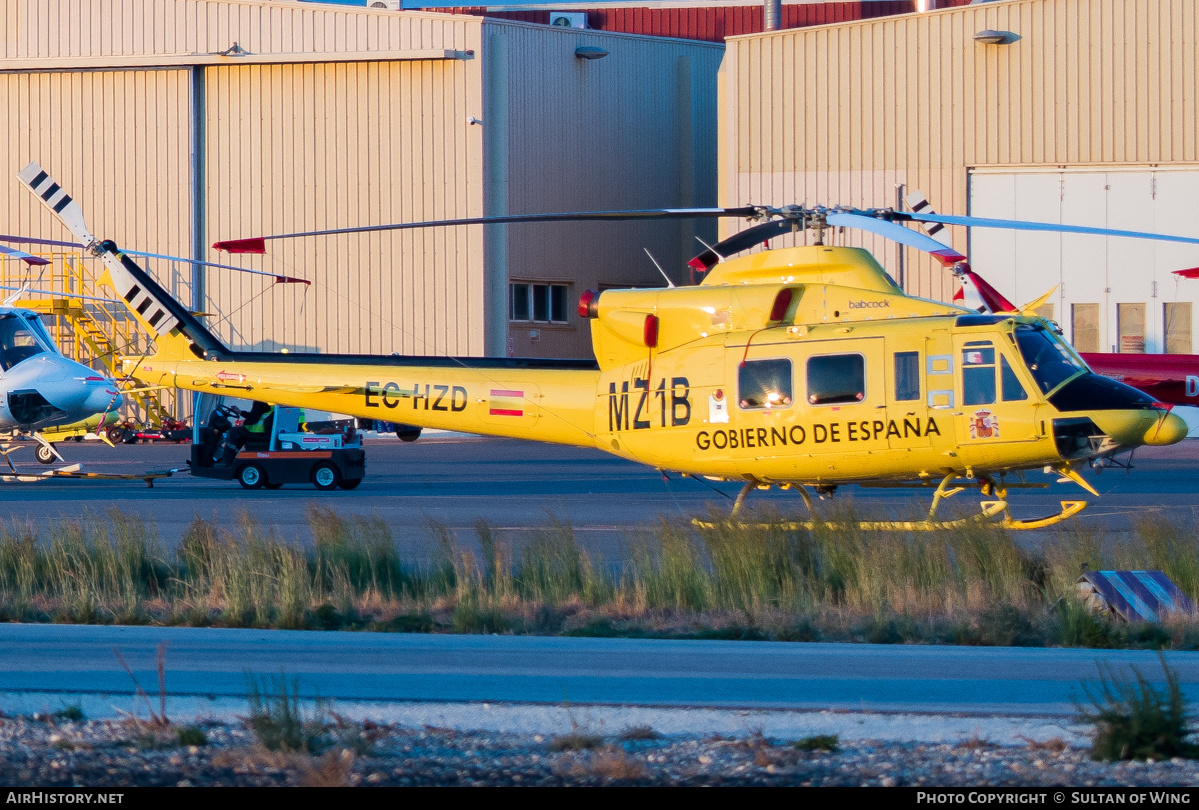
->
1, 507, 1198, 649
300, 750, 356, 787
550, 729, 605, 752
955, 733, 1001, 751
619, 725, 662, 741
1019, 735, 1070, 753
558, 746, 647, 782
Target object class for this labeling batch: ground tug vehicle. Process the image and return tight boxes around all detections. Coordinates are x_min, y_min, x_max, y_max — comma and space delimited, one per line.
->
188, 396, 365, 490
17, 162, 1193, 528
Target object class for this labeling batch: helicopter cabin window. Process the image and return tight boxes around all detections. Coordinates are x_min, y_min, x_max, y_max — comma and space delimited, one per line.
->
1000, 356, 1028, 401
1014, 325, 1086, 394
961, 342, 997, 406
0, 313, 51, 372
806, 354, 865, 405
894, 352, 920, 401
509, 282, 569, 324
738, 358, 793, 410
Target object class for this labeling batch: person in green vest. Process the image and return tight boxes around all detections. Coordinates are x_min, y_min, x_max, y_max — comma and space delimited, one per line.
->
218, 400, 274, 466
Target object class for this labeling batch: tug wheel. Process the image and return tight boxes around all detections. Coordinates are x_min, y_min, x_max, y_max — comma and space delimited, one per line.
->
312, 462, 340, 491
237, 464, 266, 490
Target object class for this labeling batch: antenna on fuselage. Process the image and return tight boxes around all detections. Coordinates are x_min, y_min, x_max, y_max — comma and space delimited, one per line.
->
693, 235, 725, 263
643, 248, 675, 288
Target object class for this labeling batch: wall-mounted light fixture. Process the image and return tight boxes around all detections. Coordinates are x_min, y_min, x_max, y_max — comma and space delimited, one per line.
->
575, 45, 609, 60
973, 29, 1013, 45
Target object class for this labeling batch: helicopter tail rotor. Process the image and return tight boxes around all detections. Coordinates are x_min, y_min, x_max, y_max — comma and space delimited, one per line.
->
18, 162, 183, 339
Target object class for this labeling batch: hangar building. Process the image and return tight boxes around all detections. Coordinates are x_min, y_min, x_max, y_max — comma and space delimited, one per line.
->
1, 0, 722, 363
719, 0, 1199, 356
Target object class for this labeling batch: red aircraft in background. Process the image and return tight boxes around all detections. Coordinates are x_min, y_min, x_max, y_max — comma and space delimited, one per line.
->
955, 264, 1199, 409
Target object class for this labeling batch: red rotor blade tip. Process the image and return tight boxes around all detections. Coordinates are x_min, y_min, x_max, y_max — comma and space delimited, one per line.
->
213, 237, 267, 254
22, 256, 51, 266
1173, 267, 1199, 279
931, 248, 968, 267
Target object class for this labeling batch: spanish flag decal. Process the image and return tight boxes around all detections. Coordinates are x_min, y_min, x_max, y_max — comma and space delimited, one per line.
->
489, 389, 524, 417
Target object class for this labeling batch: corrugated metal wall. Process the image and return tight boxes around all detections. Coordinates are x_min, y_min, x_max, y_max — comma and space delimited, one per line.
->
2, 0, 488, 357
1, 0, 473, 58
3, 0, 727, 366
720, 0, 1199, 302
487, 20, 723, 358
204, 56, 484, 356
0, 69, 193, 297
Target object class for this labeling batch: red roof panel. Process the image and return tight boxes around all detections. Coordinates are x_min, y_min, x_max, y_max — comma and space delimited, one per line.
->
444, 2, 973, 43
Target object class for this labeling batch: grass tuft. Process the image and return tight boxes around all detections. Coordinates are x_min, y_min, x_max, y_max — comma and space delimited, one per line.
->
793, 734, 840, 752
1077, 652, 1199, 761
52, 703, 85, 723
176, 725, 209, 747
246, 672, 329, 753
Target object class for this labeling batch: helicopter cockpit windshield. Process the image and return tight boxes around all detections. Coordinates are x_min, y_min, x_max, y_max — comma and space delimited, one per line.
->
0, 312, 55, 371
1013, 324, 1086, 395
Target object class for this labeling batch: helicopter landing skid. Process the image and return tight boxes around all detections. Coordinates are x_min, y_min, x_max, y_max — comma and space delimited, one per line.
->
996, 500, 1087, 530
695, 498, 1087, 532
694, 500, 1009, 532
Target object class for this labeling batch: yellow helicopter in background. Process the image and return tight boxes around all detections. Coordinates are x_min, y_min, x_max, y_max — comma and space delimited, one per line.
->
17, 162, 1194, 529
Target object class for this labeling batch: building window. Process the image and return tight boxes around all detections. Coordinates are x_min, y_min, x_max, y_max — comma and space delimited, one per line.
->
1164, 302, 1192, 355
738, 358, 792, 410
510, 282, 569, 323
1071, 303, 1100, 353
806, 354, 865, 405
1117, 303, 1146, 353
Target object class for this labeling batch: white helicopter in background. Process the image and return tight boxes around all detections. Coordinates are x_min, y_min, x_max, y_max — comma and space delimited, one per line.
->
0, 243, 123, 467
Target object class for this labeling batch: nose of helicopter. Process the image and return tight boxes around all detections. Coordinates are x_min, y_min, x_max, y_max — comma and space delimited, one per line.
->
1090, 408, 1188, 449
1141, 410, 1189, 446
82, 384, 122, 415
46, 359, 122, 415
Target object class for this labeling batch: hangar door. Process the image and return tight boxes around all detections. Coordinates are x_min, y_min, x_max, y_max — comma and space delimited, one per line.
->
968, 169, 1199, 355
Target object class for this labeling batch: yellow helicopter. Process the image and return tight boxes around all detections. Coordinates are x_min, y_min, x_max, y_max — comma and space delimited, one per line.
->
18, 162, 1193, 529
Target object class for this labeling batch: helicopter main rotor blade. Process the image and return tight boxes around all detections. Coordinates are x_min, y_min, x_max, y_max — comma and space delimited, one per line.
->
827, 212, 967, 266
0, 244, 51, 267
122, 251, 310, 285
904, 212, 1199, 247
0, 284, 124, 305
0, 234, 81, 249
213, 207, 763, 254
688, 220, 796, 272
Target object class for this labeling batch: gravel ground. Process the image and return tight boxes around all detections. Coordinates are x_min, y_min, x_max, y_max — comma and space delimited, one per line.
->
0, 710, 1196, 787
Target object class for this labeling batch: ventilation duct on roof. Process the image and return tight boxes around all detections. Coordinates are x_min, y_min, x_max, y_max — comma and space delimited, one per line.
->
763, 0, 782, 31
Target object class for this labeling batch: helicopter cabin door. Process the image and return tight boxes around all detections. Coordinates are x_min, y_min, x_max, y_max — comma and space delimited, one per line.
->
728, 337, 892, 472
952, 336, 1039, 450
